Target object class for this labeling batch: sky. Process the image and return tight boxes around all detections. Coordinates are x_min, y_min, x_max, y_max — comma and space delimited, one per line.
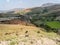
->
0, 0, 60, 10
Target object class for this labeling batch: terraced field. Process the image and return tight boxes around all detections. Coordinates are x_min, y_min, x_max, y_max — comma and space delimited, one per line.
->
0, 24, 60, 45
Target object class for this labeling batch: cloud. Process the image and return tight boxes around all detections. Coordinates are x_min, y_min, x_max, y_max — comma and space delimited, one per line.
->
6, 0, 10, 3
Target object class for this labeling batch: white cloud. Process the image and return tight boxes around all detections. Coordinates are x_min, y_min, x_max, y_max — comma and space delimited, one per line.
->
6, 0, 10, 3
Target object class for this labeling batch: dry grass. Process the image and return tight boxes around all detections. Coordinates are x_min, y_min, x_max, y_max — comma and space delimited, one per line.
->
0, 24, 60, 45
0, 24, 41, 40
0, 24, 60, 40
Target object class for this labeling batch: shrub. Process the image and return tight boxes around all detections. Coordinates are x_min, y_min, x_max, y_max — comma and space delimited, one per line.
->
37, 31, 40, 33
25, 31, 28, 33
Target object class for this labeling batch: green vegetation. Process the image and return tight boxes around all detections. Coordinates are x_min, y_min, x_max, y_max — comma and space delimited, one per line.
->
26, 5, 60, 33
10, 41, 16, 45
46, 21, 60, 29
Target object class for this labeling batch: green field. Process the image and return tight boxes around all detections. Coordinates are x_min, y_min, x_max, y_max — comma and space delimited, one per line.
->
46, 21, 60, 29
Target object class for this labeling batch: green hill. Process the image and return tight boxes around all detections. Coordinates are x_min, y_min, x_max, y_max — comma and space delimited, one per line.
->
25, 4, 60, 33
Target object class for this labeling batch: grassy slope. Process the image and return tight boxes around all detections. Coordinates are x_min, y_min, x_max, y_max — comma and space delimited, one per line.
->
0, 24, 60, 41
0, 24, 60, 45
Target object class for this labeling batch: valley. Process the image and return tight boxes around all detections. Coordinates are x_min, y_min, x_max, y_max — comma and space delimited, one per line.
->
0, 3, 60, 45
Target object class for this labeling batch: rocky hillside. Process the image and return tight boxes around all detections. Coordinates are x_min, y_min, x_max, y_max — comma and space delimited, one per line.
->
0, 13, 31, 25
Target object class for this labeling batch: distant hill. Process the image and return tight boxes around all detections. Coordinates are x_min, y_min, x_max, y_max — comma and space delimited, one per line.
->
26, 3, 60, 17
41, 3, 56, 7
25, 3, 60, 32
0, 8, 24, 14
